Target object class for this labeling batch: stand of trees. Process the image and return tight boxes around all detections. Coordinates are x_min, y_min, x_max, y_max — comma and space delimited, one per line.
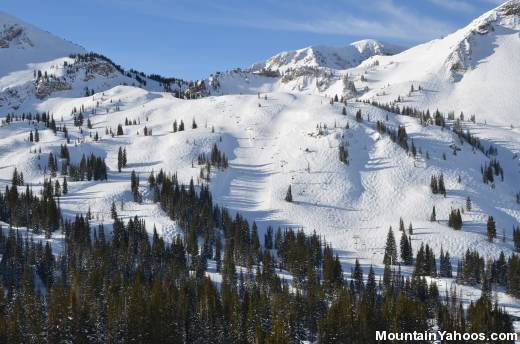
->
0, 182, 60, 235
482, 159, 504, 184
0, 169, 515, 342
67, 153, 108, 181
197, 144, 229, 170
430, 173, 446, 196
0, 203, 514, 343
375, 121, 409, 152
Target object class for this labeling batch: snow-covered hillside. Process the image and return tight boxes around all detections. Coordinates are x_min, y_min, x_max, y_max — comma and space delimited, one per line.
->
2, 0, 520, 328
2, 84, 520, 316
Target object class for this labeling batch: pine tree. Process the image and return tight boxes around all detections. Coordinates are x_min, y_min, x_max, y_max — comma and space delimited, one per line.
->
285, 185, 293, 202
130, 170, 141, 203
338, 145, 349, 164
439, 247, 452, 278
352, 259, 363, 291
117, 147, 124, 172
513, 226, 520, 252
54, 179, 61, 197
448, 209, 462, 230
487, 216, 496, 242
466, 196, 472, 211
251, 221, 260, 259
439, 173, 446, 196
430, 175, 438, 194
62, 177, 68, 195
122, 148, 127, 167
48, 152, 57, 176
430, 206, 436, 222
111, 201, 117, 219
264, 226, 273, 249
383, 227, 397, 265
355, 109, 362, 122
400, 232, 413, 265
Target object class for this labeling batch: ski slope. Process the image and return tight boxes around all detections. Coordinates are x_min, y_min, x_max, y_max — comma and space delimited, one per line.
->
2, 85, 520, 314
2, 0, 520, 322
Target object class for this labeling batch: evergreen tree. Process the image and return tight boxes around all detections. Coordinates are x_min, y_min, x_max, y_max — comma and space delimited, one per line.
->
513, 226, 520, 252
352, 259, 363, 292
130, 170, 141, 203
264, 226, 273, 249
400, 233, 413, 265
355, 109, 362, 122
399, 217, 405, 232
487, 216, 496, 242
430, 175, 438, 194
338, 145, 349, 164
448, 209, 462, 230
111, 201, 118, 219
285, 185, 293, 202
117, 147, 124, 172
430, 205, 436, 222
438, 173, 446, 196
439, 247, 453, 278
383, 227, 397, 265
122, 148, 127, 167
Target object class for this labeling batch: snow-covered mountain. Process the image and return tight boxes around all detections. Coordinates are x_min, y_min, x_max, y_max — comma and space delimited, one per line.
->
350, 0, 520, 126
206, 1, 520, 126
2, 0, 520, 327
206, 39, 403, 98
0, 11, 85, 77
250, 39, 403, 73
0, 11, 207, 112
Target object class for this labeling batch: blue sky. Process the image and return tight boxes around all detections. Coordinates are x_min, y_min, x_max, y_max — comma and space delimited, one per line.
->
2, 0, 505, 80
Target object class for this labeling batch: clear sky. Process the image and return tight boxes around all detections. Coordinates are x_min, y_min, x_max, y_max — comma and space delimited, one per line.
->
2, 0, 505, 80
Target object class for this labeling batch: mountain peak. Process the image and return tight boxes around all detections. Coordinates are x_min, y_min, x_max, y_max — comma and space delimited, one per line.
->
251, 39, 404, 74
0, 11, 85, 75
350, 39, 403, 57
